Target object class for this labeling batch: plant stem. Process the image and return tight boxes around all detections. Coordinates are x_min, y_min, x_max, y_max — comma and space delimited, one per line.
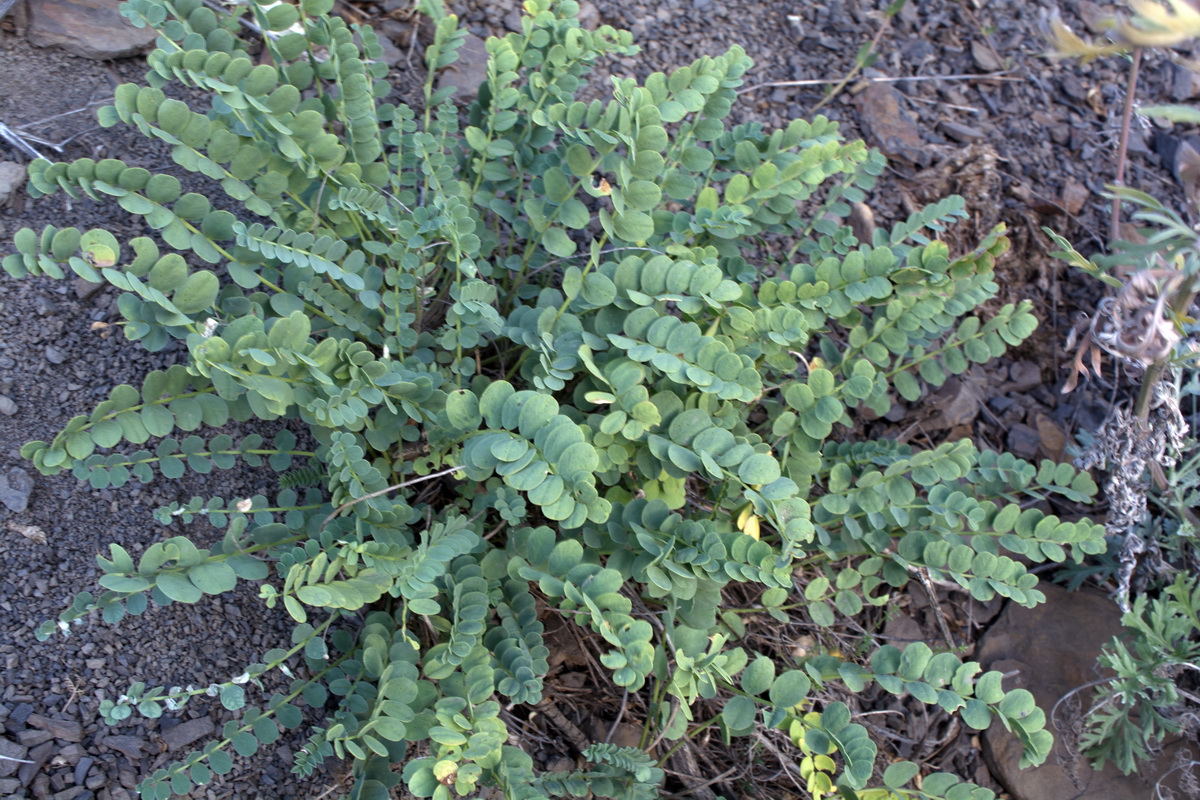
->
1133, 279, 1196, 423
1131, 279, 1199, 514
1111, 47, 1143, 246
320, 465, 464, 527
1133, 361, 1165, 423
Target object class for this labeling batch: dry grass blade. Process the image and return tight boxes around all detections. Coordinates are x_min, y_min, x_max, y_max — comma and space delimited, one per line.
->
0, 121, 45, 160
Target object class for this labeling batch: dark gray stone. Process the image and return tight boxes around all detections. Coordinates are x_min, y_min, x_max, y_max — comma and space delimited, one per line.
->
1005, 423, 1041, 461
0, 467, 34, 513
98, 735, 146, 760
374, 32, 403, 66
159, 717, 214, 753
0, 737, 28, 777
14, 729, 51, 748
18, 741, 53, 786
1172, 62, 1200, 102
436, 33, 488, 102
72, 757, 93, 786
26, 715, 81, 743
72, 278, 103, 302
988, 395, 1015, 412
8, 704, 33, 728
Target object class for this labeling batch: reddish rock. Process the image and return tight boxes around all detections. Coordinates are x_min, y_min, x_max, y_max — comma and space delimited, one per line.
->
99, 734, 147, 760
977, 583, 1185, 799
855, 84, 930, 167
0, 162, 26, 206
1061, 178, 1090, 216
27, 0, 156, 60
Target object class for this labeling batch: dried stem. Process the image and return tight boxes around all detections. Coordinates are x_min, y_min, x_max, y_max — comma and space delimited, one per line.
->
1111, 48, 1143, 245
1133, 282, 1197, 424
320, 465, 463, 527
739, 70, 1017, 95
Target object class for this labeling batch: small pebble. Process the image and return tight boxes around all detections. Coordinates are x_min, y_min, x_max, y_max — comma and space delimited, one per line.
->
99, 735, 147, 761
8, 704, 33, 728
73, 757, 94, 786
0, 395, 15, 416
44, 347, 65, 365
15, 729, 51, 747
0, 468, 35, 513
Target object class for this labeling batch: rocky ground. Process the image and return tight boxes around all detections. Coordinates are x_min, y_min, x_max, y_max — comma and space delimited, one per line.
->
1, 0, 1198, 798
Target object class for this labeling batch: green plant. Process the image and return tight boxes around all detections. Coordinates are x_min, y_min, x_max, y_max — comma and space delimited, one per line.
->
5, 1, 1107, 798
1046, 191, 1200, 787
1076, 572, 1200, 774
1045, 4, 1200, 778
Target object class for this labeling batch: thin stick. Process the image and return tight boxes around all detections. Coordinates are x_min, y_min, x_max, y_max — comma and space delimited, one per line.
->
604, 690, 629, 744
13, 98, 113, 130
1111, 48, 1143, 245
659, 767, 738, 800
320, 465, 463, 527
904, 94, 985, 115
740, 70, 1018, 96
0, 754, 34, 764
205, 0, 262, 35
0, 121, 46, 160
535, 697, 591, 753
916, 566, 956, 649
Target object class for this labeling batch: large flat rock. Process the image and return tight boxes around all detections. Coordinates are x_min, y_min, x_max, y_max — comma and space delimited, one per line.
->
27, 0, 156, 60
977, 583, 1185, 799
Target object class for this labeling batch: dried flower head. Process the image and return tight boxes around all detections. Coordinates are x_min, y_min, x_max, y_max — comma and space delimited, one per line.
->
1063, 269, 1186, 393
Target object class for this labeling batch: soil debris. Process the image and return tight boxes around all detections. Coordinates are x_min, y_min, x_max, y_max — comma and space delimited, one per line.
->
6, 521, 46, 545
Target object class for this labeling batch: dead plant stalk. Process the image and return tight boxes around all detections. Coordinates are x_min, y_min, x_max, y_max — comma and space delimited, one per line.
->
1111, 47, 1144, 245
